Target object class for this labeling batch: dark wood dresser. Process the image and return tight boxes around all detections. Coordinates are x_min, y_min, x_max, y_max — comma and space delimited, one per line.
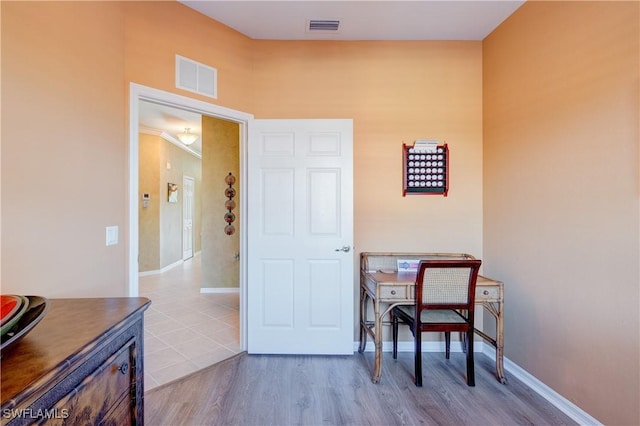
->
1, 298, 150, 425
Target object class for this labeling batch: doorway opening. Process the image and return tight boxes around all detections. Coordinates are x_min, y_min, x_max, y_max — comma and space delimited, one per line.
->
129, 83, 253, 363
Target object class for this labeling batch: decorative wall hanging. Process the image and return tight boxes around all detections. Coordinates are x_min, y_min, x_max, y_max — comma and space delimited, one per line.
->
224, 172, 236, 235
402, 140, 449, 196
167, 183, 178, 203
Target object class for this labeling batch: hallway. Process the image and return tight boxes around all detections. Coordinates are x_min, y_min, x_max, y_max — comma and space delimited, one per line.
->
139, 255, 241, 391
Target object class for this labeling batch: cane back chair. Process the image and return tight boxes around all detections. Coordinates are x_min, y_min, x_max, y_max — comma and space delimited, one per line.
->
391, 259, 481, 387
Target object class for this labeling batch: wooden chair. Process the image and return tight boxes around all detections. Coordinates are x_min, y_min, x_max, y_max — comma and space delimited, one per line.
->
391, 259, 481, 387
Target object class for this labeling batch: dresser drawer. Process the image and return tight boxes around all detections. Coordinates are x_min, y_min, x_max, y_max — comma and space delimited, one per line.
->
101, 393, 133, 426
379, 285, 413, 300
43, 338, 136, 425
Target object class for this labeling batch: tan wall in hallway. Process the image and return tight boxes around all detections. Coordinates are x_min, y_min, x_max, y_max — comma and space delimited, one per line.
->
138, 133, 203, 272
483, 2, 639, 424
1, 1, 127, 296
139, 133, 161, 271
201, 117, 240, 289
158, 139, 202, 269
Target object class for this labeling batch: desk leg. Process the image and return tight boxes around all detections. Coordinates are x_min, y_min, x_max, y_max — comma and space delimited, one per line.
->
495, 300, 507, 384
358, 287, 367, 353
358, 288, 383, 383
479, 301, 507, 384
372, 296, 383, 383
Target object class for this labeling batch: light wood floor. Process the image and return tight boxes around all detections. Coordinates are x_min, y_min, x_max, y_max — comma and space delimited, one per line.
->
145, 351, 577, 425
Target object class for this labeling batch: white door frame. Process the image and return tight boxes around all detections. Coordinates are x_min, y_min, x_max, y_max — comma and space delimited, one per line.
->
129, 83, 253, 350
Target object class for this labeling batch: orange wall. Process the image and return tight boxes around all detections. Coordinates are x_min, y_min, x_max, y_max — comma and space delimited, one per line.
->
2, 1, 639, 422
123, 1, 253, 111
2, 1, 127, 296
483, 2, 639, 424
2, 1, 483, 299
250, 40, 484, 343
250, 41, 484, 256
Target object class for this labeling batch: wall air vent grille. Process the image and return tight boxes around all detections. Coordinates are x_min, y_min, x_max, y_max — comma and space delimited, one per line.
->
307, 20, 340, 32
175, 55, 217, 99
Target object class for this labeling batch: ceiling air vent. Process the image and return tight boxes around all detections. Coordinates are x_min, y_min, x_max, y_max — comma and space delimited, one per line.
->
307, 19, 340, 32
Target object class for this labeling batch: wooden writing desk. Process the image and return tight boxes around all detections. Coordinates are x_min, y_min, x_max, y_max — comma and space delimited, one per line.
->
358, 265, 506, 384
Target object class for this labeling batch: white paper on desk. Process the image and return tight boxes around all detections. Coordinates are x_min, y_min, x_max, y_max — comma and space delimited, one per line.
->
397, 259, 419, 272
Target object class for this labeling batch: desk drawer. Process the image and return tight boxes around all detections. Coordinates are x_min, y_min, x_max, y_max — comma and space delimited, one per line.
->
476, 285, 499, 301
379, 285, 413, 300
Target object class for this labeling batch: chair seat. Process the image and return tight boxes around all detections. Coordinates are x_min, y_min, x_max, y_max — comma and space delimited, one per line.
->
395, 305, 467, 324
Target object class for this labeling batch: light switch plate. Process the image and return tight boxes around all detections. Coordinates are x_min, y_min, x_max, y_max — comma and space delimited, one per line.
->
106, 226, 118, 246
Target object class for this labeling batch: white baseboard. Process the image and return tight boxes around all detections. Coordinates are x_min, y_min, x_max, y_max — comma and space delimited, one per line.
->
353, 340, 601, 425
138, 252, 201, 277
481, 347, 602, 425
200, 287, 239, 294
138, 259, 183, 277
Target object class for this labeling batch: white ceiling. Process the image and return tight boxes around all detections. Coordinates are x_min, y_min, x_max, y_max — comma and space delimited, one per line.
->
180, 0, 525, 41
139, 100, 203, 155
139, 1, 525, 155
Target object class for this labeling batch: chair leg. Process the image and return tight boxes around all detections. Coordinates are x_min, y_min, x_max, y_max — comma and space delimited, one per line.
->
392, 311, 398, 360
466, 328, 475, 386
414, 329, 423, 387
444, 331, 451, 359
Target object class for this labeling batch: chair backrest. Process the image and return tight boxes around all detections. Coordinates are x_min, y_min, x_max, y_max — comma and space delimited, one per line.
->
416, 259, 482, 312
361, 252, 476, 273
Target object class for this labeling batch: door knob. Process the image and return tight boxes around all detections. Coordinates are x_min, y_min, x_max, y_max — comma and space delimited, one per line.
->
335, 245, 351, 253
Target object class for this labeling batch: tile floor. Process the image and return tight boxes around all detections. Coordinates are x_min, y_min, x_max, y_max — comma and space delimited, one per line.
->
139, 255, 241, 391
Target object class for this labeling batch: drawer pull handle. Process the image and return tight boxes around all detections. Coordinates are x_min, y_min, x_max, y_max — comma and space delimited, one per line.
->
390, 290, 396, 295
483, 290, 489, 295
118, 362, 129, 375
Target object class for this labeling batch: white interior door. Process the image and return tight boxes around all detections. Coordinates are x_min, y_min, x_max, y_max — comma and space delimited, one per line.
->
247, 119, 354, 354
183, 175, 194, 260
